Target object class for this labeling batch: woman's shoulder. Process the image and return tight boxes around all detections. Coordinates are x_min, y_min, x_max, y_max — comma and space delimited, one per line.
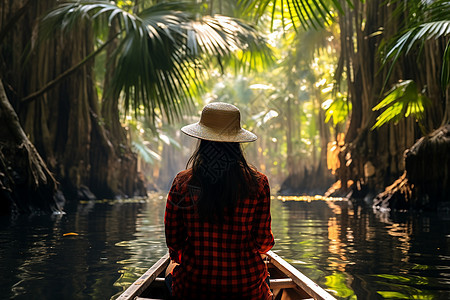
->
172, 169, 194, 187
248, 169, 269, 192
253, 170, 269, 183
175, 168, 193, 179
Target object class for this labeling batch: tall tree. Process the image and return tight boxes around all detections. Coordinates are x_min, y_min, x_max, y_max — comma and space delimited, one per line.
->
0, 0, 65, 213
372, 0, 450, 207
334, 0, 449, 206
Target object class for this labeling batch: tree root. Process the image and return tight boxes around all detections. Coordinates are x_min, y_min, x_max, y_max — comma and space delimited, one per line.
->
373, 172, 413, 211
373, 124, 450, 211
0, 80, 63, 215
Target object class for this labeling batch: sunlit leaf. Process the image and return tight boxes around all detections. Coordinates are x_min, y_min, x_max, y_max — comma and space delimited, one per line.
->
322, 94, 351, 126
237, 0, 346, 30
371, 80, 431, 129
373, 80, 416, 110
132, 141, 161, 164
253, 109, 280, 127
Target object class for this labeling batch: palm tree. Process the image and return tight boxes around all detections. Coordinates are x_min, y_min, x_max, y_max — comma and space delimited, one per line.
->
38, 0, 274, 120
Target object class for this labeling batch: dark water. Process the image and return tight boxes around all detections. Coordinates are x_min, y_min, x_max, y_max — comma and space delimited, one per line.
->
1, 194, 449, 299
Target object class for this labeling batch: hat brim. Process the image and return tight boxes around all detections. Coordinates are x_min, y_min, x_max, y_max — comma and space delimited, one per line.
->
181, 123, 257, 143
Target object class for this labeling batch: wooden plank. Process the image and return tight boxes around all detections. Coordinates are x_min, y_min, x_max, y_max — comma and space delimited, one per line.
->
270, 278, 296, 289
266, 251, 336, 300
117, 253, 170, 300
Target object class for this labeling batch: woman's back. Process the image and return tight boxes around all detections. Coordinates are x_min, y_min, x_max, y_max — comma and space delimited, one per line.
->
165, 169, 274, 299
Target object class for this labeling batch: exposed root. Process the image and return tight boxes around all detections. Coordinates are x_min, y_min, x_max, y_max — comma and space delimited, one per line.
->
373, 172, 413, 211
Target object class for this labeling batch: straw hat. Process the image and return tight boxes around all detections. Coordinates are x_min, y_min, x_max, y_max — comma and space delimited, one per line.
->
181, 102, 257, 143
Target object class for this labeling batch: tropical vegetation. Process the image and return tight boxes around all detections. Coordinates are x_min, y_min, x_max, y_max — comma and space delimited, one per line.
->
0, 0, 448, 215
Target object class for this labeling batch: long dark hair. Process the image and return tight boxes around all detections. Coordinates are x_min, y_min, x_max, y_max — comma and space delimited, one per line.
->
187, 140, 258, 221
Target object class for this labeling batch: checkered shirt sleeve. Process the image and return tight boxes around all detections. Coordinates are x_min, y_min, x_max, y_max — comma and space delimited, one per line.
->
165, 175, 186, 264
251, 174, 274, 254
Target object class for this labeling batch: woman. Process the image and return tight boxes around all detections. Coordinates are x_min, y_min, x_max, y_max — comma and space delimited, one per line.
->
165, 102, 274, 299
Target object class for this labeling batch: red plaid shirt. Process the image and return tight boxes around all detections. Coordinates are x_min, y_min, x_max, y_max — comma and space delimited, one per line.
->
165, 169, 274, 299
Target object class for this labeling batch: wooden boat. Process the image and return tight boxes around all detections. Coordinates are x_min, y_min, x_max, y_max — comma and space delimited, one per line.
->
117, 250, 336, 300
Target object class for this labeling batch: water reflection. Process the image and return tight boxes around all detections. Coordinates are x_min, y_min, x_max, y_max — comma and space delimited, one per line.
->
270, 197, 450, 299
0, 198, 147, 299
0, 194, 449, 300
112, 194, 167, 298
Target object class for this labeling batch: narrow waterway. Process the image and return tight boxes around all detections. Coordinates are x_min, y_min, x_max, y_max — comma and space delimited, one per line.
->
1, 193, 449, 299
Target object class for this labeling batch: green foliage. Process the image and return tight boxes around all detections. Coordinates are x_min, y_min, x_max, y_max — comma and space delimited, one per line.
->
238, 0, 352, 31
41, 0, 273, 123
321, 93, 350, 126
188, 15, 275, 73
112, 3, 199, 122
382, 0, 450, 91
128, 117, 183, 165
41, 1, 197, 122
371, 80, 431, 129
132, 141, 161, 164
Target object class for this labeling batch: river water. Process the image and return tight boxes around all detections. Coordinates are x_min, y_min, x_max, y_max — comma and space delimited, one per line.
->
1, 193, 449, 299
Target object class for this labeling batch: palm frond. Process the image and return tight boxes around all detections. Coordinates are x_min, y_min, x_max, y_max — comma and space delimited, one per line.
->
111, 8, 199, 122
132, 141, 161, 164
371, 80, 431, 129
41, 1, 273, 123
321, 94, 351, 126
41, 1, 139, 35
382, 0, 450, 90
237, 0, 349, 30
188, 15, 275, 72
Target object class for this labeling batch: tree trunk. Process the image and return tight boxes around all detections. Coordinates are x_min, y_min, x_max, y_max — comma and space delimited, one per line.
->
0, 80, 62, 215
285, 96, 294, 176
332, 0, 449, 210
332, 1, 438, 200
97, 19, 146, 198
1, 0, 146, 204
